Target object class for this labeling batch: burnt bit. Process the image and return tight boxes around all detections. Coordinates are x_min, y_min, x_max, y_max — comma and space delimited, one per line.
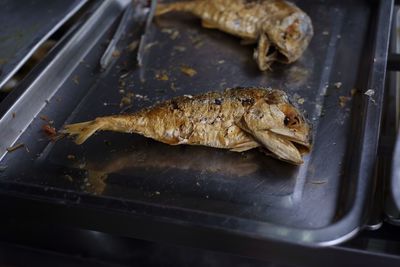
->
241, 98, 254, 106
214, 98, 222, 105
171, 99, 180, 110
42, 124, 57, 138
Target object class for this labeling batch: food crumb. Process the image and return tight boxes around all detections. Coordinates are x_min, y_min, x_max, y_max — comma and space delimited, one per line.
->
161, 28, 180, 39
67, 154, 76, 160
6, 143, 24, 152
180, 66, 197, 77
170, 30, 179, 40
350, 88, 358, 96
42, 124, 57, 137
112, 50, 121, 58
155, 191, 160, 195
170, 82, 177, 91
78, 163, 86, 169
144, 41, 158, 51
127, 40, 139, 52
310, 180, 327, 185
120, 92, 134, 107
364, 89, 375, 97
297, 98, 305, 105
64, 174, 73, 182
364, 89, 376, 104
322, 31, 329, 35
72, 75, 79, 85
155, 71, 169, 81
218, 60, 225, 64
12, 112, 16, 118
173, 46, 186, 52
334, 82, 342, 89
339, 96, 350, 108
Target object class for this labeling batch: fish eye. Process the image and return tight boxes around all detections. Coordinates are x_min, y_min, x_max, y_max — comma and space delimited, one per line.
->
284, 115, 301, 127
284, 116, 290, 126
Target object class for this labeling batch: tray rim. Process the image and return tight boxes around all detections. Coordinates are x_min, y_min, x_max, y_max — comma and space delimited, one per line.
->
0, 0, 393, 247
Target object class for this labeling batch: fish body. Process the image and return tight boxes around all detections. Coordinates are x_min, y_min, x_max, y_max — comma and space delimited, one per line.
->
155, 0, 313, 71
63, 87, 311, 164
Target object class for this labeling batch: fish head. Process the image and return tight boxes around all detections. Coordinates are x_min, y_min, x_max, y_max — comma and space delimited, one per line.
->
239, 90, 311, 164
264, 11, 313, 64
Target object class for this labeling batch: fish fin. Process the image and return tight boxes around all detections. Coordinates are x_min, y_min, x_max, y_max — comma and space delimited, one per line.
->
230, 140, 260, 152
155, 3, 176, 16
155, 2, 194, 16
201, 19, 217, 29
61, 119, 105, 145
254, 33, 276, 71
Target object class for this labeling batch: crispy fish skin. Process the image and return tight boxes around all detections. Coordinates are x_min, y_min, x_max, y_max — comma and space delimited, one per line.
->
155, 0, 313, 71
62, 88, 311, 164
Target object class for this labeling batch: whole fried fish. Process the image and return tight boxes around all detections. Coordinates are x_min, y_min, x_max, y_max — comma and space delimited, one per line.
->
62, 87, 311, 164
155, 0, 313, 71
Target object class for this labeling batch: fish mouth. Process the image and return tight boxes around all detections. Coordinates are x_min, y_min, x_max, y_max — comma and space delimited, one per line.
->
259, 128, 311, 165
269, 127, 311, 152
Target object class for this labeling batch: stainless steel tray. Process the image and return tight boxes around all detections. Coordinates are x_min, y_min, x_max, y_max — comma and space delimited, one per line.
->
0, 0, 393, 246
0, 0, 87, 89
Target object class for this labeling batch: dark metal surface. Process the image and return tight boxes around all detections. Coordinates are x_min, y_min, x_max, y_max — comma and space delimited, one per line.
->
385, 8, 400, 225
0, 0, 392, 246
0, 0, 87, 89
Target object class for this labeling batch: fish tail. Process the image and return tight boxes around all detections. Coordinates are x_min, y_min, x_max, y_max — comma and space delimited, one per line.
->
155, 2, 196, 16
61, 119, 106, 145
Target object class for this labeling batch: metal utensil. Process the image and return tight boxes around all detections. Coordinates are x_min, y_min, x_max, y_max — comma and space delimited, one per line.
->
100, 2, 134, 69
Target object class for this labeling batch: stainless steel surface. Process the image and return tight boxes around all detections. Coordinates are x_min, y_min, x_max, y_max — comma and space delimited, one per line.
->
100, 2, 133, 70
0, 0, 87, 90
137, 0, 157, 82
0, 0, 130, 159
0, 0, 392, 246
386, 7, 400, 225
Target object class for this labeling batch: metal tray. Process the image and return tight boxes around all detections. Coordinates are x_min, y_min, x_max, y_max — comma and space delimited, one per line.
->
0, 0, 87, 89
384, 6, 400, 225
0, 0, 392, 246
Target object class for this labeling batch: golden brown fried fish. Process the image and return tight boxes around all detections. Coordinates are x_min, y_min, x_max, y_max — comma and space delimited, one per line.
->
156, 0, 313, 71
62, 87, 311, 164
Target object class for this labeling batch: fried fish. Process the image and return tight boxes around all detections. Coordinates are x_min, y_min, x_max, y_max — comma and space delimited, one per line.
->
62, 87, 311, 164
155, 0, 313, 71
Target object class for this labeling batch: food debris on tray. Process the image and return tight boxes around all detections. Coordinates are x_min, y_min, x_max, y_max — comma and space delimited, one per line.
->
156, 0, 313, 71
338, 96, 350, 108
119, 92, 134, 107
42, 124, 57, 137
62, 87, 311, 164
173, 45, 186, 52
127, 40, 139, 52
6, 143, 25, 152
112, 50, 121, 58
155, 71, 169, 81
334, 82, 342, 89
180, 65, 197, 77
161, 28, 180, 40
72, 75, 80, 85
364, 89, 376, 104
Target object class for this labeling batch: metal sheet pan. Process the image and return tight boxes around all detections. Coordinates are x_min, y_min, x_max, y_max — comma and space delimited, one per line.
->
0, 0, 87, 89
0, 0, 392, 246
